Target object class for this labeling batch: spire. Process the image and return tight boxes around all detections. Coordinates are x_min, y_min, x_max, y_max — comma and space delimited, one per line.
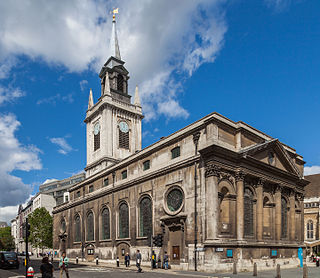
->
134, 85, 141, 107
103, 72, 111, 96
88, 88, 94, 109
110, 8, 121, 60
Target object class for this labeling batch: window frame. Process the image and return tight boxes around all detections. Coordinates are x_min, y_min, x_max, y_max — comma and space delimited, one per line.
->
100, 207, 111, 240
86, 211, 95, 242
121, 170, 127, 180
171, 146, 180, 159
143, 160, 150, 171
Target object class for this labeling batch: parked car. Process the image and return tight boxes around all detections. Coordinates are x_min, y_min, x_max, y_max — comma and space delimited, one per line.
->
0, 251, 19, 269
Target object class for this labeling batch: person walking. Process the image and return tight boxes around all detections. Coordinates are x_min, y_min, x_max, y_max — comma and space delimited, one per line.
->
136, 250, 142, 273
40, 256, 54, 278
163, 251, 169, 270
59, 252, 70, 278
125, 253, 130, 267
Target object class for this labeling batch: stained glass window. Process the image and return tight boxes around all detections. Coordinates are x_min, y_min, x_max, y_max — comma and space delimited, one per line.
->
87, 211, 94, 241
281, 197, 287, 238
74, 215, 81, 242
244, 188, 254, 236
119, 202, 129, 238
101, 208, 110, 240
139, 197, 152, 237
167, 188, 183, 212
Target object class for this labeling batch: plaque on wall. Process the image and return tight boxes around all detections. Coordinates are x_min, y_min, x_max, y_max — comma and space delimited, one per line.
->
215, 248, 224, 252
226, 249, 233, 258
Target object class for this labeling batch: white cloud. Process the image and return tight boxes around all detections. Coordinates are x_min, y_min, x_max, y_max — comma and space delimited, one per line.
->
264, 0, 293, 11
37, 93, 74, 105
0, 0, 227, 120
0, 85, 25, 105
304, 166, 320, 176
0, 114, 42, 207
49, 137, 74, 155
80, 80, 88, 92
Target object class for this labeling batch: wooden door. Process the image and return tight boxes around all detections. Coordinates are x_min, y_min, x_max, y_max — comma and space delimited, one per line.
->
172, 246, 180, 260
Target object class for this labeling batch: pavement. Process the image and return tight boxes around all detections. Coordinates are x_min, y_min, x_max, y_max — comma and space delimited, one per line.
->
0, 256, 319, 278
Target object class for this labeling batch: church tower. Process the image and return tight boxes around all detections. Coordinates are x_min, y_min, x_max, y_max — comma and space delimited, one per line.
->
84, 11, 143, 177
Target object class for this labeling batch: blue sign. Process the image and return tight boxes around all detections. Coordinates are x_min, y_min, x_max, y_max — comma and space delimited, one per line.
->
271, 250, 277, 257
298, 247, 303, 267
226, 249, 233, 258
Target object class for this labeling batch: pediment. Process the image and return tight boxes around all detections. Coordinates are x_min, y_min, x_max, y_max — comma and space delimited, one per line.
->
240, 139, 301, 177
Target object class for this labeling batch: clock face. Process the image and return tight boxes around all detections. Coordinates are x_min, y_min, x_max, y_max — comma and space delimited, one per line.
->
119, 121, 129, 133
94, 122, 100, 135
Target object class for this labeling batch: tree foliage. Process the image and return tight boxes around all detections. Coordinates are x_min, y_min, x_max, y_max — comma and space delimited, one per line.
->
28, 207, 53, 249
0, 227, 15, 251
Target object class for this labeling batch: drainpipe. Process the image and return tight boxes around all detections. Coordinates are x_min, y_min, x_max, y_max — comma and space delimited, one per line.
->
193, 132, 200, 271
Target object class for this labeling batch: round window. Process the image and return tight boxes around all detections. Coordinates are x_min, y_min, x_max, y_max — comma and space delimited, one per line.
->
167, 188, 183, 212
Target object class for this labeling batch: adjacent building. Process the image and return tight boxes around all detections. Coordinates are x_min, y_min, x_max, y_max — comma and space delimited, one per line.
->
53, 15, 308, 272
304, 174, 320, 255
0, 221, 8, 228
39, 173, 85, 206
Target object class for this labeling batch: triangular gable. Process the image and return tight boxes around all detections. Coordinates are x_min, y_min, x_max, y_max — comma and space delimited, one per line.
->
240, 139, 302, 177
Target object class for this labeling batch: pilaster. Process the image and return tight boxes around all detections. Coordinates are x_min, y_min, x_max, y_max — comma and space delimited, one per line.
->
205, 164, 220, 240
235, 170, 245, 241
256, 179, 264, 241
274, 185, 282, 241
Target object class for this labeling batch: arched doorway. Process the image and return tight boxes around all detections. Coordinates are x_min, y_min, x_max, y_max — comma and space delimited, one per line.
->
116, 242, 130, 264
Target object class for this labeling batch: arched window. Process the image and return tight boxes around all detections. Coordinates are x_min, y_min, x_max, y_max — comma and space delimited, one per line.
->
139, 197, 152, 237
119, 202, 129, 238
101, 208, 110, 240
263, 196, 272, 237
281, 197, 288, 238
74, 215, 81, 242
117, 74, 124, 92
86, 211, 94, 241
244, 188, 254, 236
219, 187, 230, 234
307, 220, 314, 239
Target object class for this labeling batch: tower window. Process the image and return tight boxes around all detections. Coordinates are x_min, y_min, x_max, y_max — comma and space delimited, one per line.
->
119, 130, 129, 149
171, 146, 180, 159
117, 74, 124, 92
143, 160, 150, 171
94, 122, 100, 151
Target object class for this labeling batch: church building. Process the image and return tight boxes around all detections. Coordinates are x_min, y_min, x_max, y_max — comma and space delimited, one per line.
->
53, 14, 308, 272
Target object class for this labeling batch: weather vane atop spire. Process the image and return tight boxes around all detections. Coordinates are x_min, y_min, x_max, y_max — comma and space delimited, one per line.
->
112, 8, 118, 22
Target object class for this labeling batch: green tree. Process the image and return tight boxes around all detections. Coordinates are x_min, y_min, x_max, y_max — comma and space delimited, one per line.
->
0, 227, 15, 251
28, 207, 53, 250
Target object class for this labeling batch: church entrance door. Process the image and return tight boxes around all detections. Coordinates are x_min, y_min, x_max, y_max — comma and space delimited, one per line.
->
172, 246, 180, 260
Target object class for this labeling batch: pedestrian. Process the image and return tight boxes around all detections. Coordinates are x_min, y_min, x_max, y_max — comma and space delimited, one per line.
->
116, 256, 120, 267
136, 250, 142, 272
151, 250, 156, 269
163, 251, 169, 270
59, 252, 70, 278
125, 253, 130, 267
40, 256, 54, 278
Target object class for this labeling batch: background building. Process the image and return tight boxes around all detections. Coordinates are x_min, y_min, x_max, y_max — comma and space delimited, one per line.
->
0, 221, 8, 228
304, 174, 320, 254
39, 173, 85, 206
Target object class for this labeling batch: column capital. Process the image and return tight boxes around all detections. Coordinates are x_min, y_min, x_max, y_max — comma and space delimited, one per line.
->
257, 178, 266, 188
297, 193, 304, 201
193, 131, 201, 146
235, 170, 245, 182
274, 184, 282, 194
289, 189, 296, 198
205, 164, 220, 178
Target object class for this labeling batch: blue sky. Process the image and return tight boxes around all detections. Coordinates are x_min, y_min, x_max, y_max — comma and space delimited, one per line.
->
0, 0, 319, 222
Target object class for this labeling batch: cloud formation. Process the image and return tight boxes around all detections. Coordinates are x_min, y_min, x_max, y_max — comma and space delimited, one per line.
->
36, 93, 74, 105
49, 137, 74, 155
0, 114, 42, 207
304, 166, 320, 176
0, 0, 227, 120
0, 85, 25, 105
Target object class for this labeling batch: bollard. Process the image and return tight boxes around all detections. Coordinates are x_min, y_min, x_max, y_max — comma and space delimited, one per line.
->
276, 264, 281, 278
76, 256, 78, 264
233, 262, 237, 274
303, 264, 308, 278
253, 262, 257, 276
96, 256, 99, 265
27, 266, 34, 277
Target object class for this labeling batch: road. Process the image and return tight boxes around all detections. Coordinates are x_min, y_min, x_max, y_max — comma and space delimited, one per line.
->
0, 258, 319, 278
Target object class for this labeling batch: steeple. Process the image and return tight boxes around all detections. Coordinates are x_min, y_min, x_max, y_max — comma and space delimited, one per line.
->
88, 88, 94, 109
110, 8, 121, 60
134, 85, 141, 107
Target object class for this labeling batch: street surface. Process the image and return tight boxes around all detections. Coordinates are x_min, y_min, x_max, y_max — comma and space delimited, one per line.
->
0, 258, 319, 278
